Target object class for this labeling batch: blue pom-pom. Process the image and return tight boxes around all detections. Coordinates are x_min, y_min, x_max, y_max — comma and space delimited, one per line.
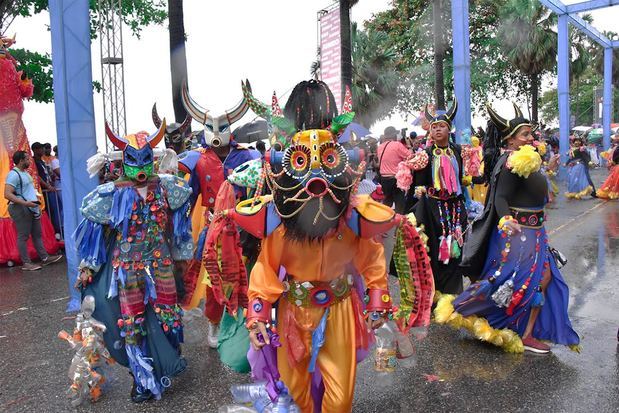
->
531, 290, 545, 307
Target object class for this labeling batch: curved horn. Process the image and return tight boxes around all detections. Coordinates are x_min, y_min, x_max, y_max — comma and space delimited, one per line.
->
242, 79, 270, 118
151, 103, 162, 128
485, 103, 510, 132
105, 122, 128, 150
446, 96, 458, 123
179, 114, 192, 133
224, 94, 249, 126
424, 104, 434, 123
181, 80, 211, 125
512, 102, 524, 118
148, 118, 167, 148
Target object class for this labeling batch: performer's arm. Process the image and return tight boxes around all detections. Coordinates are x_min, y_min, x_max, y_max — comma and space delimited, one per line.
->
353, 237, 391, 314
246, 228, 285, 326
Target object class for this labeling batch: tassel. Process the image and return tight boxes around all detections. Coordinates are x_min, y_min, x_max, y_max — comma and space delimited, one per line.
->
450, 237, 461, 258
505, 288, 525, 316
107, 271, 118, 299
454, 225, 463, 247
491, 279, 514, 308
531, 290, 545, 307
438, 236, 450, 263
308, 309, 329, 373
143, 268, 158, 304
471, 278, 494, 298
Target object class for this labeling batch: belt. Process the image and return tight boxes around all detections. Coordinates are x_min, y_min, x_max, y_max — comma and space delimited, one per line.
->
284, 274, 353, 308
510, 207, 545, 228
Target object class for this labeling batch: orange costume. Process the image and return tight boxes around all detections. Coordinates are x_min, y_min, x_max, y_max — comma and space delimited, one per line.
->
230, 80, 433, 412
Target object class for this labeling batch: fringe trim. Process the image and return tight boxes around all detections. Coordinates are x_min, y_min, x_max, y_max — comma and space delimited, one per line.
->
434, 294, 524, 353
565, 185, 593, 199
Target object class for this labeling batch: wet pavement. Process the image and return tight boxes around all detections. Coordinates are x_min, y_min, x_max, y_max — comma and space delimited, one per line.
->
0, 170, 617, 413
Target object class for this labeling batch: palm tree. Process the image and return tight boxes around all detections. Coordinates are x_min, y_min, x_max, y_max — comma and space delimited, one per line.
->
498, 0, 557, 122
168, 0, 189, 123
350, 23, 400, 127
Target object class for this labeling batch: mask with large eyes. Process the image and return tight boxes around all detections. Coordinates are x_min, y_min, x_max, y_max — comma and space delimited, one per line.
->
282, 144, 312, 181
319, 142, 348, 179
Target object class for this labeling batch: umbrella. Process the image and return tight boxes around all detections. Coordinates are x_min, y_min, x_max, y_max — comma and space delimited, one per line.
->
338, 122, 371, 144
232, 120, 269, 144
587, 128, 603, 144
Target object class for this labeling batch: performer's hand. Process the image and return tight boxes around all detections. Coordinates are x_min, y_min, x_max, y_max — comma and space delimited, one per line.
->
503, 220, 521, 235
368, 317, 386, 330
248, 321, 270, 350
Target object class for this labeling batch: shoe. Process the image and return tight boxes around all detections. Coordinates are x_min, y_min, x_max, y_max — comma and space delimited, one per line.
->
22, 263, 42, 271
206, 320, 220, 349
130, 381, 153, 403
522, 336, 551, 354
42, 254, 63, 266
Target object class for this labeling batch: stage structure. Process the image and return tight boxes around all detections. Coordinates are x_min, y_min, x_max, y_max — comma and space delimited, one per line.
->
98, 0, 127, 148
49, 0, 98, 311
539, 0, 618, 164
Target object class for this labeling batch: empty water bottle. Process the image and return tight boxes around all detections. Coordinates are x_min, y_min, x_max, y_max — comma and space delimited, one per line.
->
218, 405, 258, 413
231, 382, 270, 403
374, 321, 397, 373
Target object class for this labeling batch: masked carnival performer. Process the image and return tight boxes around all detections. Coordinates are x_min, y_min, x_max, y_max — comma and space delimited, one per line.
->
598, 133, 619, 200
411, 99, 468, 294
565, 135, 596, 199
437, 104, 580, 354
151, 103, 193, 155
75, 121, 193, 402
178, 82, 260, 348
0, 34, 62, 265
227, 80, 433, 413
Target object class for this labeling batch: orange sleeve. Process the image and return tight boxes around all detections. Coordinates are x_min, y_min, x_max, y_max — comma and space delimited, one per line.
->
353, 237, 388, 290
248, 226, 285, 303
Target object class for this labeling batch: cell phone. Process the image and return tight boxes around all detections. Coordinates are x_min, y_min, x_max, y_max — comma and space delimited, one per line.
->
33, 201, 41, 205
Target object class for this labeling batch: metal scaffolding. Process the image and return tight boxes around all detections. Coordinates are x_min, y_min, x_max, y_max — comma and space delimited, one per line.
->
98, 0, 127, 150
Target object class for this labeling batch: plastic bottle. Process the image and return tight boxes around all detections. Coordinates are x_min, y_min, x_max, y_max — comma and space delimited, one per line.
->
218, 406, 259, 413
374, 321, 397, 374
230, 382, 272, 412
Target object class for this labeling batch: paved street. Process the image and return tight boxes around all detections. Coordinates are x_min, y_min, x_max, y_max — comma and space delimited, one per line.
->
0, 170, 617, 413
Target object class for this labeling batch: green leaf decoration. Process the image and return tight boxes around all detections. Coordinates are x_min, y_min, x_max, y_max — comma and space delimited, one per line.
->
330, 112, 355, 134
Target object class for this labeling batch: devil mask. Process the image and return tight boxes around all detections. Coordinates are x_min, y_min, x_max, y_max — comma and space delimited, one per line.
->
181, 81, 248, 148
105, 121, 166, 183
152, 103, 192, 152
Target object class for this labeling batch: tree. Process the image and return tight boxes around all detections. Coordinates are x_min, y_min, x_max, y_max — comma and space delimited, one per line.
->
350, 23, 400, 127
432, 0, 446, 108
497, 0, 557, 122
168, 0, 189, 123
339, 0, 359, 103
0, 0, 167, 103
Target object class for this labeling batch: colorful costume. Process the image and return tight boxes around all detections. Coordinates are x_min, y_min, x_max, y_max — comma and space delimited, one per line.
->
463, 136, 488, 204
76, 121, 193, 402
231, 80, 433, 412
443, 105, 580, 354
412, 100, 468, 294
565, 136, 595, 199
598, 139, 619, 200
179, 83, 260, 354
0, 34, 61, 264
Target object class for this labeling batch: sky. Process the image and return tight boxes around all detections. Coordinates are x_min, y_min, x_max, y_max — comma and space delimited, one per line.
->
9, 1, 619, 147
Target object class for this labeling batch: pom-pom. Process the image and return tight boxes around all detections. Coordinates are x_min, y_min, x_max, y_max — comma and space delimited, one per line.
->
409, 150, 429, 171
507, 144, 542, 178
396, 161, 413, 191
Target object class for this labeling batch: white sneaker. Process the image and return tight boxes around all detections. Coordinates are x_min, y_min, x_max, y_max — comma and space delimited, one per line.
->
206, 321, 220, 349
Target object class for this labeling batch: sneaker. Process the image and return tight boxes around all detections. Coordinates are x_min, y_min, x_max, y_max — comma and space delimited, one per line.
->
42, 254, 63, 266
22, 262, 42, 271
522, 336, 551, 354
